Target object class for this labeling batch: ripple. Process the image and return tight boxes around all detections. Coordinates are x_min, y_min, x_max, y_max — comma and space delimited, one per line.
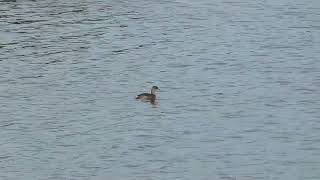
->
1, 0, 320, 180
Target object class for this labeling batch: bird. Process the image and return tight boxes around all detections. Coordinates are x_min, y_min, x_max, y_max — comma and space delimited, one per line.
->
135, 86, 159, 103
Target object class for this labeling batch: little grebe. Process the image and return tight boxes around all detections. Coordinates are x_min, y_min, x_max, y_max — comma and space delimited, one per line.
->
135, 86, 159, 102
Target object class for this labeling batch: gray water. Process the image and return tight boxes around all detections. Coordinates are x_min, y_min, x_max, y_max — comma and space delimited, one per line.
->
1, 0, 320, 179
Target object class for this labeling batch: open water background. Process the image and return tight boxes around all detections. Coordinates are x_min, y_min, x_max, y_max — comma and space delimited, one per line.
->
0, 0, 320, 179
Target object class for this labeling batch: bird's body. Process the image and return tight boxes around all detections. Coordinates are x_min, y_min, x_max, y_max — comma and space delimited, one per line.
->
135, 86, 159, 103
135, 93, 156, 101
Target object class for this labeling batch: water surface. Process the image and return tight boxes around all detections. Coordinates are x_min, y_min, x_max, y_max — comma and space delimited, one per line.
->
0, 0, 320, 179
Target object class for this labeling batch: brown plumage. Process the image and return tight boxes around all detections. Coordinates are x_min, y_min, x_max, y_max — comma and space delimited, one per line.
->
135, 86, 159, 103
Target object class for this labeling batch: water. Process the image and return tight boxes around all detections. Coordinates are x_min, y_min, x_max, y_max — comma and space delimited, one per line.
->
0, 0, 320, 179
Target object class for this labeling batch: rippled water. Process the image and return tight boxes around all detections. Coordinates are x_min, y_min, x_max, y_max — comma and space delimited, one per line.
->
1, 0, 320, 179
